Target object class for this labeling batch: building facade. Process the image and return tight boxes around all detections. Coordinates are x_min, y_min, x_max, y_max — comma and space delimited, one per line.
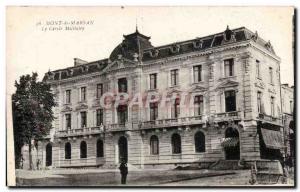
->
35, 26, 286, 169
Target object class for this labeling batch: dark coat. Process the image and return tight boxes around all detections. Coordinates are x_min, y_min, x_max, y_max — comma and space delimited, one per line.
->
119, 163, 128, 175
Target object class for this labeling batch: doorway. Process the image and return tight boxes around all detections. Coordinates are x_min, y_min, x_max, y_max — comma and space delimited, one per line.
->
224, 127, 240, 160
46, 143, 52, 166
118, 136, 128, 163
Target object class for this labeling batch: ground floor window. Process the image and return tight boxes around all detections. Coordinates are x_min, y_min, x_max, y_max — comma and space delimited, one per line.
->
171, 133, 181, 154
80, 141, 87, 158
150, 135, 159, 155
195, 131, 205, 152
97, 139, 104, 157
65, 142, 71, 159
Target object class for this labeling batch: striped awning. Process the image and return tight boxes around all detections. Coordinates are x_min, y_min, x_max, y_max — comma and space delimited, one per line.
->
221, 137, 239, 148
261, 128, 283, 149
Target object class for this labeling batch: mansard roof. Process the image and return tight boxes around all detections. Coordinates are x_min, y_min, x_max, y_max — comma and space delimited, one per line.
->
44, 26, 277, 82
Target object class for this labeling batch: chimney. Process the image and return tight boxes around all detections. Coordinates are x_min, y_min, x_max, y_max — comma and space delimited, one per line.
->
74, 58, 88, 66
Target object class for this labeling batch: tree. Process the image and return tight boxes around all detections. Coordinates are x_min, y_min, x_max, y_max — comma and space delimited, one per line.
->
12, 72, 56, 169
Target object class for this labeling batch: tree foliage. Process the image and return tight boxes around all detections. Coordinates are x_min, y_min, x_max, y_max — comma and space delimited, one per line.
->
12, 72, 56, 169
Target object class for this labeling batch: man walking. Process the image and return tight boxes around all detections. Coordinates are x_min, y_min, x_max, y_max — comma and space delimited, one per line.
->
119, 159, 128, 184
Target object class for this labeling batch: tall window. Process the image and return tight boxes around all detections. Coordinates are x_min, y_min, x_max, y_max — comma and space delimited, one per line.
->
80, 87, 86, 101
96, 84, 103, 99
171, 133, 181, 154
96, 109, 103, 126
170, 69, 179, 86
150, 102, 158, 121
171, 98, 180, 118
193, 65, 202, 83
65, 113, 71, 129
195, 131, 205, 152
256, 60, 261, 78
269, 67, 273, 84
271, 96, 275, 116
118, 78, 127, 93
65, 142, 71, 159
150, 135, 159, 155
225, 90, 236, 112
80, 141, 87, 158
66, 90, 71, 104
224, 58, 234, 77
257, 91, 262, 113
117, 105, 128, 124
96, 139, 104, 157
150, 73, 157, 90
194, 95, 204, 116
80, 111, 87, 128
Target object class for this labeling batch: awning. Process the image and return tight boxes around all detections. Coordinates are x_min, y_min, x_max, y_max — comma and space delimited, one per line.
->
261, 128, 283, 150
221, 137, 239, 148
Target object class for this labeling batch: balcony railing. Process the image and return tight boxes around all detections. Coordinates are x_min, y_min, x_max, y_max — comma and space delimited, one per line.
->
214, 111, 241, 121
56, 126, 105, 137
106, 122, 139, 132
258, 113, 282, 125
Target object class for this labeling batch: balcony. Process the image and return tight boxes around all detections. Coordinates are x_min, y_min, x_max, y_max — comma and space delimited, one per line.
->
258, 113, 282, 126
213, 111, 242, 122
106, 122, 139, 132
140, 115, 204, 130
55, 126, 105, 138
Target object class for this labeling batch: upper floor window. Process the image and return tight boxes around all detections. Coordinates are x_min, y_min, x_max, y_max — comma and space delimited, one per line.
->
225, 90, 236, 112
171, 98, 180, 118
256, 60, 261, 78
118, 78, 127, 93
271, 96, 275, 116
150, 102, 158, 121
193, 65, 202, 83
80, 111, 87, 128
194, 95, 204, 116
170, 69, 179, 86
257, 91, 262, 114
269, 67, 273, 84
117, 105, 128, 124
80, 87, 86, 101
65, 90, 71, 104
96, 84, 103, 99
65, 113, 71, 129
149, 73, 157, 90
224, 58, 234, 77
96, 109, 103, 126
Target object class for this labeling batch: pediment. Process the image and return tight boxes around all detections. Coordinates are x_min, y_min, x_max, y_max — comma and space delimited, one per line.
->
61, 105, 73, 112
75, 103, 89, 111
103, 58, 136, 73
166, 87, 182, 97
189, 85, 207, 93
217, 80, 239, 89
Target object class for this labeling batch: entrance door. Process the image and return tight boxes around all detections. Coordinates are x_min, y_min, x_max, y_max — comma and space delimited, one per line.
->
224, 127, 240, 160
46, 143, 52, 166
118, 136, 128, 163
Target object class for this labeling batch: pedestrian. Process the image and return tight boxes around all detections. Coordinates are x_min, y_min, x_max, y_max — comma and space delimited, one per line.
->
119, 159, 128, 185
36, 159, 41, 170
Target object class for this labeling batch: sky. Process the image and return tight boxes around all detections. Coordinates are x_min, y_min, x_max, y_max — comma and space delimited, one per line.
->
6, 6, 294, 95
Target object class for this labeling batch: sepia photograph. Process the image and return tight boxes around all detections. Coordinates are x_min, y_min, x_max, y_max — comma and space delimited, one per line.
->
6, 6, 295, 187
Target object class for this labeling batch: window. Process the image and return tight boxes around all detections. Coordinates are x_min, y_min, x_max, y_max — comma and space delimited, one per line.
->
150, 135, 159, 155
118, 78, 127, 93
271, 96, 275, 116
193, 65, 202, 83
80, 111, 87, 128
80, 87, 86, 101
171, 133, 181, 154
171, 98, 180, 118
195, 131, 205, 152
257, 91, 262, 113
150, 102, 158, 121
256, 60, 261, 78
65, 114, 71, 129
225, 90, 236, 112
96, 84, 103, 99
170, 69, 179, 86
66, 90, 71, 104
269, 67, 273, 84
224, 59, 234, 77
96, 139, 104, 157
80, 141, 87, 158
96, 109, 103, 126
290, 100, 293, 114
65, 142, 71, 159
194, 95, 204, 116
117, 105, 128, 124
150, 73, 157, 89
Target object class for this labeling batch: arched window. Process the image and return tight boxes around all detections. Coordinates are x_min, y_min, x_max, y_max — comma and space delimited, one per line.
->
150, 135, 159, 155
195, 131, 205, 152
65, 142, 71, 159
171, 133, 181, 154
97, 139, 104, 157
80, 141, 87, 158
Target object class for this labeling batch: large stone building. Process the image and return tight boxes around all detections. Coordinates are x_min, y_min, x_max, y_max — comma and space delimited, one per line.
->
35, 26, 287, 169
